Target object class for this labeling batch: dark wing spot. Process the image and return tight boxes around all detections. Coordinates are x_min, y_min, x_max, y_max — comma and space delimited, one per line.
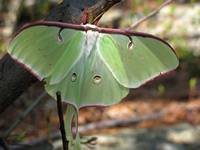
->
93, 75, 102, 84
71, 73, 77, 82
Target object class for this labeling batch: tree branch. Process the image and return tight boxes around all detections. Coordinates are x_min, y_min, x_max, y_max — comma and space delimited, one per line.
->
0, 54, 38, 113
128, 0, 174, 30
3, 92, 46, 138
79, 111, 166, 133
82, 0, 121, 24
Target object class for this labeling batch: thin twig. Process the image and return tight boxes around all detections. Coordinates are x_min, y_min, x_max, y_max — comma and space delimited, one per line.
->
56, 92, 68, 150
3, 92, 46, 138
128, 0, 174, 30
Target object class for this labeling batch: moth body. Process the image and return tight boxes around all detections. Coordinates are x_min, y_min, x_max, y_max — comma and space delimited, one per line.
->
84, 30, 99, 57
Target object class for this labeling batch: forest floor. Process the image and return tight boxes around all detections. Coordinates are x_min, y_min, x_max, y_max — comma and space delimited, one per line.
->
1, 96, 200, 150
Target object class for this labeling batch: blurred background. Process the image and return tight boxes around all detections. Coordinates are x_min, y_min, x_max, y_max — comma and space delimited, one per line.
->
0, 0, 200, 149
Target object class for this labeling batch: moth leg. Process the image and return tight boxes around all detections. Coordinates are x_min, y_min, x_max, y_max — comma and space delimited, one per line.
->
127, 35, 134, 50
57, 28, 64, 43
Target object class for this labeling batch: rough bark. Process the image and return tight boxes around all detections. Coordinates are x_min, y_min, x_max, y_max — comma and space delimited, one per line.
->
0, 0, 121, 113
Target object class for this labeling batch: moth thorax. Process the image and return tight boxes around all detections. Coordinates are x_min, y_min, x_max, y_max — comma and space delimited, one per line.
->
85, 30, 99, 57
84, 24, 97, 29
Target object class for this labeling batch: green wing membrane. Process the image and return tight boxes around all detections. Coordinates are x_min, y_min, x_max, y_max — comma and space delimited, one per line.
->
8, 26, 84, 80
98, 34, 179, 88
8, 24, 178, 108
46, 42, 129, 108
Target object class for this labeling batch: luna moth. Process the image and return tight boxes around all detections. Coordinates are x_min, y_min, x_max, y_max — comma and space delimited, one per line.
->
8, 21, 178, 149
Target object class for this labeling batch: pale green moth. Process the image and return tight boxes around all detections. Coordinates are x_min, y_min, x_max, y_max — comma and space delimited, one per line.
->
8, 21, 179, 149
